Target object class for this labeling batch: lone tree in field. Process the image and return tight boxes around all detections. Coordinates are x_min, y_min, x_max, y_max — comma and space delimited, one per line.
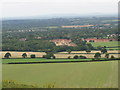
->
111, 55, 115, 59
94, 52, 101, 59
22, 53, 27, 58
101, 48, 107, 54
31, 54, 36, 58
66, 49, 71, 54
4, 52, 11, 58
105, 53, 109, 59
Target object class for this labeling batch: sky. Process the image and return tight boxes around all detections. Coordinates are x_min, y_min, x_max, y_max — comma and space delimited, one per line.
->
1, 0, 119, 18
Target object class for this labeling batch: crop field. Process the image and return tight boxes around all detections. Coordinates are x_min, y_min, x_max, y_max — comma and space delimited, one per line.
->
1, 51, 45, 58
61, 25, 94, 28
2, 61, 118, 88
1, 50, 119, 59
89, 41, 120, 47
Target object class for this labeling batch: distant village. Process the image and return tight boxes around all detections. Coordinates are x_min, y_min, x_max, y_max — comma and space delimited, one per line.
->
19, 33, 117, 46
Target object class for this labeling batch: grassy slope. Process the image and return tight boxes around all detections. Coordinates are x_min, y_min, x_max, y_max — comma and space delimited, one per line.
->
3, 61, 118, 88
89, 41, 119, 47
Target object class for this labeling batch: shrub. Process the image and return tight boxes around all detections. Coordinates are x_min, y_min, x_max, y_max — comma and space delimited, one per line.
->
86, 50, 91, 54
92, 58, 95, 61
45, 54, 51, 59
101, 48, 107, 54
105, 53, 109, 58
73, 55, 79, 59
30, 54, 36, 58
42, 55, 46, 58
79, 55, 87, 59
52, 56, 56, 59
67, 56, 71, 59
111, 55, 115, 59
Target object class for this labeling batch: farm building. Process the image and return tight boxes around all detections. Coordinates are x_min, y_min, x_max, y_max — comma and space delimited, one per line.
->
50, 39, 76, 46
82, 38, 116, 42
19, 38, 27, 41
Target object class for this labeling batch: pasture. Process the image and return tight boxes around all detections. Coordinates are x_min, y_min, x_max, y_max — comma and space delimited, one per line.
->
89, 41, 119, 47
2, 61, 118, 88
2, 58, 92, 64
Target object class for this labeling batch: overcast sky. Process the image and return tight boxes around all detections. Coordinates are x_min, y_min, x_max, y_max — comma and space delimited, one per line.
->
1, 0, 119, 18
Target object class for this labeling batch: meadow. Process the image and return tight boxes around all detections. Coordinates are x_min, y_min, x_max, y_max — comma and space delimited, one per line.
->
2, 41, 119, 88
89, 41, 119, 47
2, 61, 118, 88
2, 58, 92, 64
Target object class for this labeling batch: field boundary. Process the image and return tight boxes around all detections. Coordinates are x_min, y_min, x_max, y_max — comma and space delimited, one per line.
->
6, 59, 119, 64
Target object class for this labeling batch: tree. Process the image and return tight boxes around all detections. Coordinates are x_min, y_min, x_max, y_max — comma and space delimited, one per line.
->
22, 53, 27, 58
42, 55, 46, 58
111, 55, 115, 59
73, 55, 79, 59
66, 49, 71, 54
45, 54, 51, 59
30, 54, 36, 58
52, 55, 56, 59
44, 52, 55, 59
67, 56, 71, 59
94, 52, 101, 59
105, 53, 109, 59
86, 50, 91, 54
79, 55, 87, 59
4, 52, 11, 58
101, 48, 107, 54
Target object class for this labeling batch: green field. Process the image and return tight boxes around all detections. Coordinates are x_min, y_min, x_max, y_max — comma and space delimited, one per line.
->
3, 61, 118, 88
89, 41, 119, 47
2, 58, 92, 64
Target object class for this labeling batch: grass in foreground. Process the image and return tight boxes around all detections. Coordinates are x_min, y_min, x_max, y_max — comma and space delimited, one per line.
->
3, 61, 118, 88
2, 80, 55, 88
2, 80, 38, 88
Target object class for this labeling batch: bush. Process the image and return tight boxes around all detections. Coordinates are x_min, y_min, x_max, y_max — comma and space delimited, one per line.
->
111, 55, 115, 59
73, 55, 79, 59
42, 55, 46, 58
67, 56, 71, 59
30, 54, 36, 58
86, 50, 91, 53
92, 58, 95, 61
52, 56, 56, 59
79, 55, 87, 59
45, 54, 51, 59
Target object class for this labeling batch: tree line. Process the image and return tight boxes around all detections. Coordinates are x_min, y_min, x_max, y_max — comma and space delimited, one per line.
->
4, 48, 116, 60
